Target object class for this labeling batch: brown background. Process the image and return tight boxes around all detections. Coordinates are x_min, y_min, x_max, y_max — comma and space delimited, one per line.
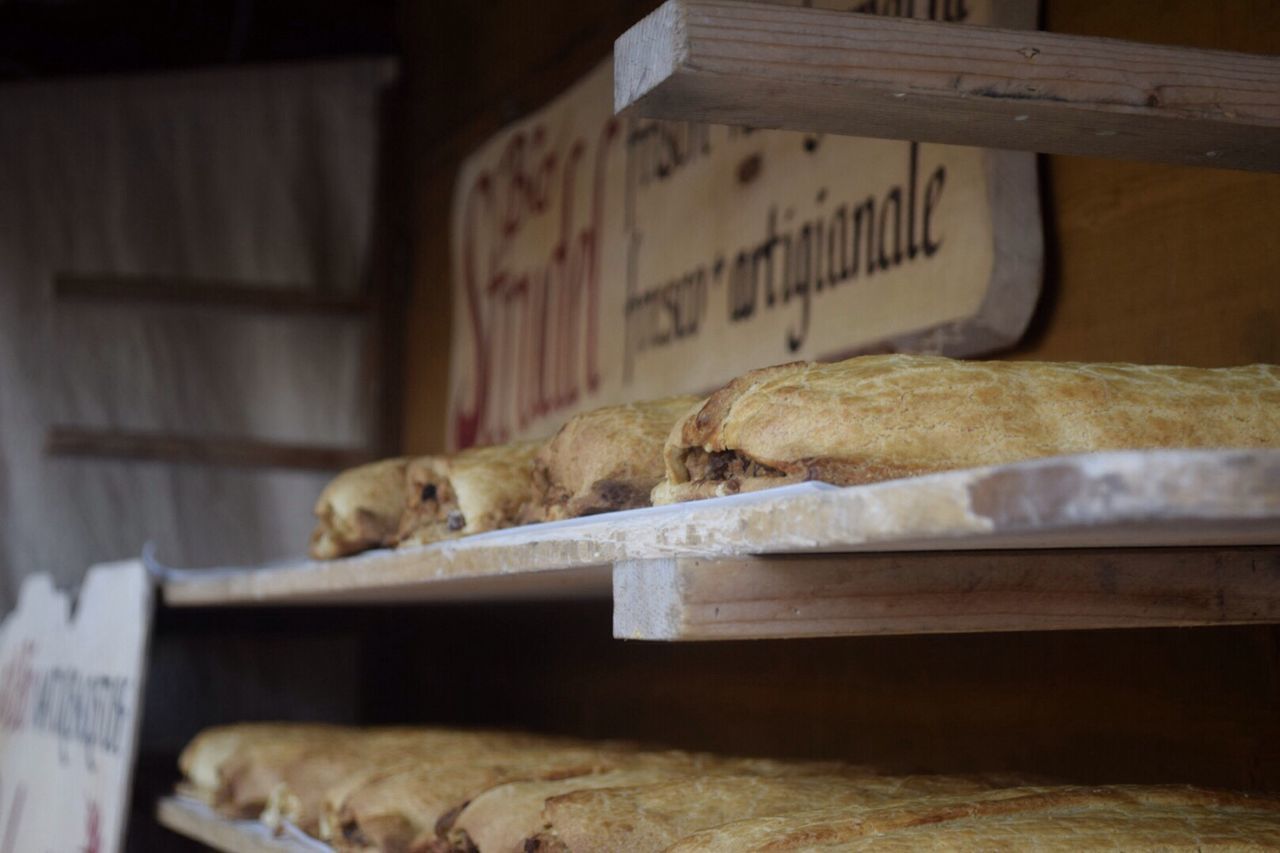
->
139, 2, 1280, 847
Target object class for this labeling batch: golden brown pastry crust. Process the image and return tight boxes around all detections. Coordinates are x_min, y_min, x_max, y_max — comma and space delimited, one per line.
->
396, 441, 541, 546
177, 725, 1280, 853
528, 772, 1007, 853
310, 459, 411, 559
663, 785, 1280, 851
654, 355, 1280, 504
450, 753, 838, 853
327, 740, 638, 852
525, 396, 702, 522
178, 723, 352, 816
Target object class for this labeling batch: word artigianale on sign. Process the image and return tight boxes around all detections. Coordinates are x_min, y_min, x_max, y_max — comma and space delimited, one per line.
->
624, 141, 947, 372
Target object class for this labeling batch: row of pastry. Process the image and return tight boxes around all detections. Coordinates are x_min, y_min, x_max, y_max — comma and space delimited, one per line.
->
311, 354, 1280, 559
177, 722, 1280, 851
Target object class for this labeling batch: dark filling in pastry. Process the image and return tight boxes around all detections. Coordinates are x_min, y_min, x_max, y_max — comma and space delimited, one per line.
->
684, 449, 787, 484
530, 470, 653, 520
343, 822, 369, 845
400, 474, 467, 540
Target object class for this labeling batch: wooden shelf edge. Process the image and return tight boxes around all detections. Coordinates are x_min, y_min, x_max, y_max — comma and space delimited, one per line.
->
156, 797, 315, 853
615, 0, 1280, 172
46, 427, 375, 472
612, 548, 1280, 641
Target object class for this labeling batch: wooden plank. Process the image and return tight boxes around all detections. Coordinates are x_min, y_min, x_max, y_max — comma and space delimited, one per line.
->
54, 272, 369, 316
45, 426, 375, 472
162, 449, 1280, 607
613, 548, 1280, 640
614, 0, 1280, 172
156, 797, 318, 852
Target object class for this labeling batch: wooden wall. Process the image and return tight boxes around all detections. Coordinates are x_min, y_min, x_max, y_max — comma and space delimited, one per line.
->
381, 0, 1280, 793
1013, 0, 1280, 368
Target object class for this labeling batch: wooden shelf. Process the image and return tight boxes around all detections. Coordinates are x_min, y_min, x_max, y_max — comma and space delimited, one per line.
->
614, 547, 1280, 640
614, 0, 1280, 173
158, 450, 1280, 639
46, 427, 375, 472
156, 798, 320, 853
54, 273, 368, 316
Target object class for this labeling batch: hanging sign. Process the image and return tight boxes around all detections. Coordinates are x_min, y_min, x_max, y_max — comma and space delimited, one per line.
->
0, 561, 154, 853
447, 0, 1042, 448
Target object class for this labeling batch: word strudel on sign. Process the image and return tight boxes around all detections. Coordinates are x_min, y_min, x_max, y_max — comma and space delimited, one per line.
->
0, 562, 153, 853
448, 0, 1043, 449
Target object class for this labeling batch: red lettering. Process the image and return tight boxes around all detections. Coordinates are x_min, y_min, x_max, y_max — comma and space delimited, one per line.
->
451, 117, 623, 448
0, 642, 35, 731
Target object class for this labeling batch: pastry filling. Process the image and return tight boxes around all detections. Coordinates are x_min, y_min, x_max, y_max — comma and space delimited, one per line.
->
683, 449, 788, 486
401, 475, 467, 538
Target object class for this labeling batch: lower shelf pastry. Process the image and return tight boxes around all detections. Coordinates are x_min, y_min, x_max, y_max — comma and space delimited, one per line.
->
662, 785, 1280, 851
170, 723, 1280, 852
522, 772, 1011, 853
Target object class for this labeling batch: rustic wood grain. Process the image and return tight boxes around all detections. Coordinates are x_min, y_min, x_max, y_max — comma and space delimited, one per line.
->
46, 427, 374, 472
614, 548, 1280, 640
54, 273, 368, 316
614, 0, 1280, 172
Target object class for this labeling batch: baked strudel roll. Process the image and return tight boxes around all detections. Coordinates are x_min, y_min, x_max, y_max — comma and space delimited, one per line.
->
653, 355, 1280, 504
449, 753, 838, 853
663, 785, 1280, 851
325, 740, 637, 852
523, 772, 1007, 853
310, 459, 410, 559
266, 729, 563, 840
525, 396, 702, 522
396, 441, 541, 546
178, 723, 351, 816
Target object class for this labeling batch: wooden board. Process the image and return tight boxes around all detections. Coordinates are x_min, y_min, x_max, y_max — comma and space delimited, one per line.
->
163, 449, 1280, 607
156, 797, 324, 853
45, 427, 374, 472
614, 0, 1280, 173
613, 548, 1280, 640
54, 273, 368, 316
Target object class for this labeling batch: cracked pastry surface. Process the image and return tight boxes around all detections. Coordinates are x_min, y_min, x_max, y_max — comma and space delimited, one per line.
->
524, 771, 1014, 853
664, 785, 1280, 851
653, 355, 1280, 504
525, 396, 702, 522
310, 458, 411, 559
396, 441, 541, 546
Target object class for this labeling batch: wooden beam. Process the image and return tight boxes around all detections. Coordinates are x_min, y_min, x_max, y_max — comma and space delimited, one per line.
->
54, 273, 369, 316
45, 426, 374, 472
613, 548, 1280, 640
615, 0, 1280, 172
